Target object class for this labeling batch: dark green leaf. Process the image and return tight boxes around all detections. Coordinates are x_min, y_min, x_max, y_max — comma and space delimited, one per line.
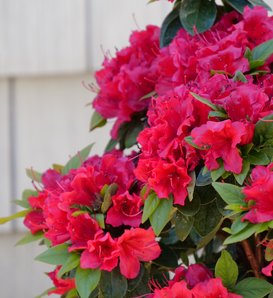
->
174, 211, 194, 241
196, 167, 212, 186
127, 265, 145, 292
177, 195, 200, 216
234, 277, 273, 298
150, 197, 174, 236
101, 183, 118, 213
124, 124, 143, 148
89, 111, 107, 131
160, 6, 183, 47
0, 210, 29, 224
223, 0, 251, 13
104, 138, 118, 152
35, 244, 69, 265
212, 182, 245, 205
142, 192, 160, 223
16, 231, 43, 246
63, 144, 94, 174
190, 92, 219, 111
234, 160, 250, 185
193, 200, 223, 237
99, 269, 127, 298
57, 253, 80, 278
160, 228, 179, 245
26, 168, 42, 183
179, 0, 217, 35
247, 150, 270, 165
187, 171, 196, 201
254, 114, 273, 143
75, 267, 101, 298
154, 243, 178, 268
215, 250, 238, 289
126, 266, 150, 297
248, 0, 272, 10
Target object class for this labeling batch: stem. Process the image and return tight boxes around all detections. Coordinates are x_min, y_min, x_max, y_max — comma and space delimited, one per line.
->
255, 235, 263, 267
241, 240, 261, 278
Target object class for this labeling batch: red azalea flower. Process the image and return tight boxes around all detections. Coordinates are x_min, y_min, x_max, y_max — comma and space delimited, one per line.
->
47, 267, 76, 295
68, 213, 101, 251
243, 164, 273, 223
262, 261, 273, 276
80, 231, 119, 271
117, 228, 161, 279
191, 120, 253, 174
23, 210, 47, 234
152, 280, 193, 298
106, 191, 143, 227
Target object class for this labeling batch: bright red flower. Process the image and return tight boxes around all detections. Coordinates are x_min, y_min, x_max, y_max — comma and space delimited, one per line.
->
106, 191, 143, 227
117, 228, 161, 279
152, 280, 193, 298
243, 164, 273, 223
47, 267, 76, 295
191, 120, 253, 174
23, 210, 47, 234
80, 231, 119, 271
262, 261, 273, 276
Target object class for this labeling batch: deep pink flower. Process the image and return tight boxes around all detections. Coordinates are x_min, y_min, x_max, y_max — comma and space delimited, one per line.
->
185, 264, 213, 288
23, 210, 47, 234
191, 120, 253, 174
47, 267, 76, 295
106, 191, 143, 227
117, 228, 161, 279
262, 261, 273, 276
243, 164, 273, 223
80, 231, 119, 271
152, 280, 193, 298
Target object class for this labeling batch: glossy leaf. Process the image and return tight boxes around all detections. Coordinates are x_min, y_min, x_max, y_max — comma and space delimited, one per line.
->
57, 253, 80, 278
234, 160, 250, 185
142, 192, 160, 223
63, 143, 94, 174
180, 0, 217, 35
99, 269, 127, 298
223, 0, 251, 13
215, 250, 238, 289
234, 277, 273, 298
150, 197, 174, 236
75, 267, 101, 298
252, 38, 273, 62
212, 182, 245, 205
174, 211, 194, 241
177, 195, 200, 216
224, 223, 258, 245
35, 244, 69, 265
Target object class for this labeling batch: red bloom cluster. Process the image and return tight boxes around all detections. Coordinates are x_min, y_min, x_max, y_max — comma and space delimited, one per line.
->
150, 264, 242, 298
93, 25, 160, 138
135, 7, 273, 205
24, 151, 161, 280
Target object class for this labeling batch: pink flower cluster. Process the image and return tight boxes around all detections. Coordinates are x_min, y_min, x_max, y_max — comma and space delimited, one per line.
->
134, 7, 273, 205
93, 25, 160, 138
150, 264, 242, 298
24, 151, 160, 280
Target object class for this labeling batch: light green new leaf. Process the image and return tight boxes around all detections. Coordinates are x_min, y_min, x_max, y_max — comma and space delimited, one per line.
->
142, 192, 160, 223
190, 92, 219, 111
89, 111, 107, 132
0, 210, 29, 224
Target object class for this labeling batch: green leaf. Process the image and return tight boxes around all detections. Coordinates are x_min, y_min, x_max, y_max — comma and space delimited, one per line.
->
16, 231, 44, 246
124, 124, 143, 148
193, 200, 223, 237
57, 253, 80, 278
99, 269, 127, 298
234, 160, 250, 185
212, 182, 245, 205
0, 210, 29, 224
104, 138, 118, 152
184, 136, 204, 150
211, 164, 225, 182
176, 195, 200, 216
196, 167, 212, 186
89, 111, 107, 131
179, 0, 217, 35
101, 183, 118, 213
15, 189, 37, 209
252, 38, 273, 62
190, 92, 219, 111
64, 289, 79, 298
187, 171, 196, 201
63, 143, 94, 174
174, 211, 194, 241
160, 6, 183, 47
247, 150, 270, 165
224, 223, 258, 245
208, 110, 228, 119
153, 243, 178, 268
91, 213, 105, 229
150, 198, 174, 236
234, 277, 273, 298
35, 287, 56, 298
142, 192, 160, 223
230, 216, 248, 235
254, 114, 273, 143
223, 0, 251, 13
35, 244, 69, 265
75, 267, 101, 298
248, 0, 272, 10
233, 70, 247, 82
26, 168, 42, 183
215, 250, 239, 289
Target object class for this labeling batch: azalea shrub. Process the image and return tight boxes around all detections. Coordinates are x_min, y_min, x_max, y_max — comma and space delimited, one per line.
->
3, 0, 273, 297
